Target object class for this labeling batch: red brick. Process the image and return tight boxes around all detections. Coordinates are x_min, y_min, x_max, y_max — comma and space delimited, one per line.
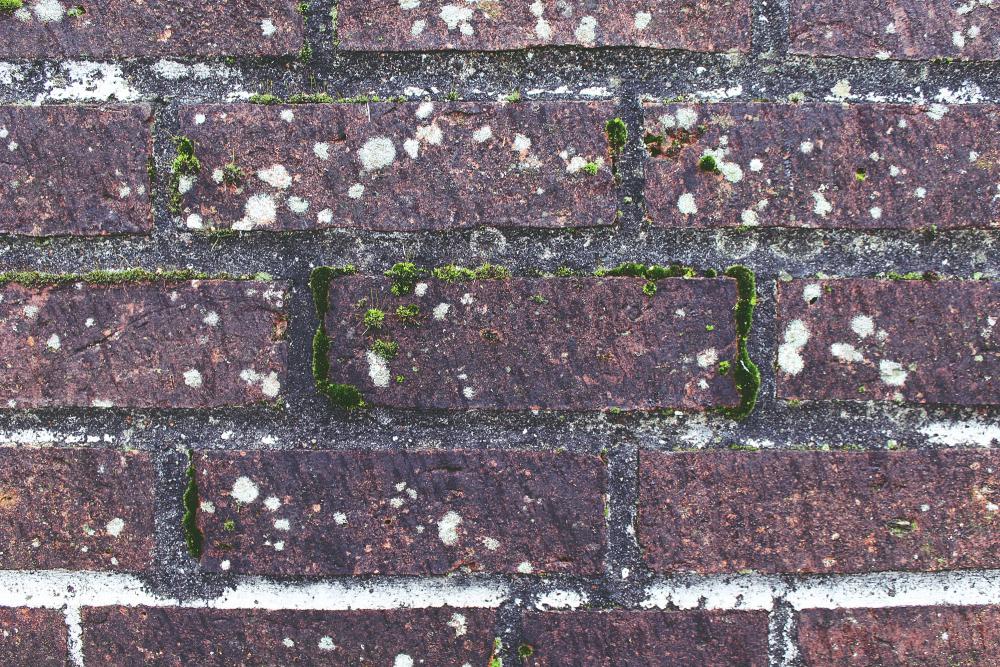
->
194, 450, 606, 576
0, 277, 288, 409
83, 606, 495, 665
520, 610, 769, 667
790, 0, 1000, 61
337, 0, 751, 52
644, 103, 1000, 230
0, 448, 154, 571
0, 608, 66, 667
176, 102, 618, 232
776, 280, 998, 405
0, 105, 152, 237
638, 450, 1000, 575
0, 1, 303, 59
319, 275, 741, 411
798, 606, 1000, 666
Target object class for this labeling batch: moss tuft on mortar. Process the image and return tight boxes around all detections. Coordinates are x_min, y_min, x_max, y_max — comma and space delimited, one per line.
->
0, 0, 23, 13
310, 266, 365, 409
720, 265, 761, 421
0, 268, 240, 287
182, 450, 204, 558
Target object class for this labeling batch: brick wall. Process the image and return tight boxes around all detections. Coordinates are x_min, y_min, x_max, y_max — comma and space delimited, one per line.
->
1, 1, 999, 665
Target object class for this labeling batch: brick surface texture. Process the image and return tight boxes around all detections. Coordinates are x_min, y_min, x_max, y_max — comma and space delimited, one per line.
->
3, 0, 1000, 664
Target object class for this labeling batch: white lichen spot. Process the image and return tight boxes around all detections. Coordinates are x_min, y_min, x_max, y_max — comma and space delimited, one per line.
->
240, 369, 281, 397
23, 305, 39, 319
574, 16, 598, 45
358, 137, 397, 171
256, 164, 292, 189
677, 192, 698, 215
200, 501, 215, 514
317, 209, 333, 225
414, 282, 429, 297
512, 133, 532, 153
800, 140, 814, 154
403, 138, 420, 159
220, 559, 231, 571
462, 386, 476, 399
264, 496, 281, 511
366, 350, 391, 388
416, 102, 434, 119
879, 360, 908, 386
231, 476, 260, 504
778, 319, 810, 376
634, 12, 652, 30
696, 348, 718, 368
953, 31, 966, 48
203, 311, 220, 327
394, 655, 414, 667
317, 637, 335, 651
183, 369, 203, 389
749, 158, 763, 172
261, 19, 277, 37
482, 536, 500, 550
105, 517, 125, 537
828, 79, 852, 100
194, 113, 206, 125
283, 638, 295, 648
517, 561, 534, 574
675, 107, 699, 130
437, 510, 462, 545
185, 214, 204, 232
416, 123, 443, 145
740, 209, 759, 226
870, 206, 882, 220
448, 613, 468, 637
440, 5, 474, 31
273, 519, 290, 531
85, 318, 95, 328
851, 314, 875, 338
915, 187, 927, 199
46, 333, 61, 351
235, 194, 277, 230
830, 343, 864, 363
812, 191, 833, 217
802, 283, 822, 303
177, 175, 196, 194
472, 125, 493, 143
412, 19, 427, 36
118, 184, 132, 199
280, 109, 294, 123
333, 512, 348, 525
433, 303, 451, 320
212, 168, 224, 184
927, 104, 949, 121
313, 142, 330, 160
33, 0, 64, 22
288, 196, 309, 214
348, 183, 365, 199
400, 0, 420, 8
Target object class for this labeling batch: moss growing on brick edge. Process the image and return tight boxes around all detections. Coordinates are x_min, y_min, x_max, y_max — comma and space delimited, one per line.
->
310, 265, 365, 409
720, 265, 761, 421
169, 136, 201, 215
0, 268, 240, 287
0, 0, 23, 13
182, 450, 204, 558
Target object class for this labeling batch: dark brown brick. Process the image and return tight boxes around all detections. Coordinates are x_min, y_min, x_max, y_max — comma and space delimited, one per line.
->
798, 606, 1000, 666
337, 0, 751, 52
83, 606, 495, 665
638, 450, 1000, 575
0, 105, 152, 237
790, 0, 1000, 61
0, 278, 288, 409
776, 280, 998, 405
195, 450, 606, 576
644, 103, 1000, 230
0, 448, 154, 571
0, 608, 67, 667
0, 1, 303, 59
520, 610, 769, 667
176, 102, 618, 232
320, 275, 741, 411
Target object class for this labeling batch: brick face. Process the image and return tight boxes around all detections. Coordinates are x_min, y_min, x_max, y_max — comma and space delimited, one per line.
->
790, 0, 1000, 61
0, 1, 303, 58
798, 606, 1000, 666
0, 105, 153, 237
776, 280, 998, 405
82, 607, 496, 665
0, 278, 288, 409
195, 450, 606, 576
0, 448, 154, 571
337, 0, 751, 52
519, 611, 769, 666
318, 274, 741, 411
638, 450, 1000, 574
177, 102, 618, 232
0, 608, 67, 667
644, 103, 1000, 230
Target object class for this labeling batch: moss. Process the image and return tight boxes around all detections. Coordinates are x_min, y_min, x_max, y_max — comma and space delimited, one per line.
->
642, 281, 657, 297
705, 324, 715, 331
385, 262, 425, 295
489, 638, 503, 667
446, 90, 461, 101
505, 91, 522, 103
718, 360, 731, 374
363, 308, 385, 330
371, 339, 398, 360
169, 136, 201, 215
310, 266, 364, 409
395, 304, 421, 325
287, 92, 334, 104
594, 262, 697, 281
0, 0, 23, 11
0, 268, 228, 287
432, 263, 510, 282
223, 519, 236, 532
582, 161, 600, 175
887, 518, 917, 537
719, 265, 761, 421
66, 5, 84, 17
248, 93, 282, 105
181, 450, 204, 558
296, 1, 309, 13
605, 117, 627, 152
699, 154, 721, 173
855, 168, 867, 182
220, 161, 244, 186
518, 643, 534, 658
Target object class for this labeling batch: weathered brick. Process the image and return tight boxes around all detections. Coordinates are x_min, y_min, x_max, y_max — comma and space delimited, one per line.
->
318, 274, 741, 411
176, 102, 618, 232
638, 450, 1000, 575
644, 103, 1000, 230
520, 610, 769, 666
776, 280, 998, 405
0, 105, 152, 237
83, 606, 495, 665
790, 0, 1000, 61
0, 608, 67, 667
0, 1, 303, 59
798, 606, 1000, 666
194, 450, 606, 576
0, 448, 154, 571
0, 277, 288, 409
337, 0, 751, 52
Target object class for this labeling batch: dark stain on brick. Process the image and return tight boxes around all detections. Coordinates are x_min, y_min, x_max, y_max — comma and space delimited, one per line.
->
82, 606, 495, 665
798, 606, 1000, 666
0, 279, 288, 409
789, 0, 1000, 61
0, 1, 303, 58
0, 608, 67, 667
0, 448, 154, 571
195, 450, 606, 576
644, 103, 1000, 230
0, 105, 153, 237
776, 280, 998, 405
320, 275, 741, 411
639, 450, 1000, 575
177, 102, 618, 232
520, 610, 769, 666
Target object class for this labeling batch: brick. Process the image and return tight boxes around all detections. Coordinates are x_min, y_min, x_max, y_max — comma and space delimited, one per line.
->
318, 274, 741, 411
337, 0, 751, 52
0, 608, 67, 667
0, 105, 152, 237
638, 450, 1000, 575
0, 277, 288, 409
0, 1, 302, 59
0, 448, 154, 571
776, 279, 998, 405
790, 0, 1000, 61
798, 606, 1000, 666
176, 102, 618, 232
194, 450, 606, 576
520, 610, 769, 666
643, 103, 1000, 230
83, 606, 495, 665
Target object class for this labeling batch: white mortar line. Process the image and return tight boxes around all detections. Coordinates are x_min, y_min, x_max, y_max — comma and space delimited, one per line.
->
63, 605, 84, 667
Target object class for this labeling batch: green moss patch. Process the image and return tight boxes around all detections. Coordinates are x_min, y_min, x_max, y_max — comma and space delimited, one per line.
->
310, 265, 364, 409
0, 268, 252, 287
182, 450, 204, 558
720, 265, 760, 421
